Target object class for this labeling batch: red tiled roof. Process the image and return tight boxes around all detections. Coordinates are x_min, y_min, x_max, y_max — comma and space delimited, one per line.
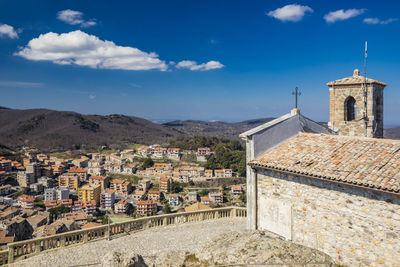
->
137, 200, 157, 205
81, 222, 102, 229
250, 133, 400, 193
112, 179, 130, 185
232, 186, 242, 191
116, 199, 129, 205
68, 168, 87, 173
18, 195, 34, 202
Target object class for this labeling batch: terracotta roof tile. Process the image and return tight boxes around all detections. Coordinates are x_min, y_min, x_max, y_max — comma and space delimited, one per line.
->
327, 71, 386, 86
250, 133, 400, 193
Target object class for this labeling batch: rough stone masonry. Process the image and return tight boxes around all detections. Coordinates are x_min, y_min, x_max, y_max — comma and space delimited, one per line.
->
255, 168, 400, 266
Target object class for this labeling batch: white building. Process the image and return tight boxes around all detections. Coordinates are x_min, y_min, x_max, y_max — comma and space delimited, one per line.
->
44, 187, 69, 201
100, 190, 115, 209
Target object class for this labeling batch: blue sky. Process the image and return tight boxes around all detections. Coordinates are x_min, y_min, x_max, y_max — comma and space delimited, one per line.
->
1, 0, 400, 126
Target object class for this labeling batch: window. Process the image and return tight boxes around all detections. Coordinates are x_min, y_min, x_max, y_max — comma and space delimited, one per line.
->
375, 95, 381, 121
344, 96, 357, 121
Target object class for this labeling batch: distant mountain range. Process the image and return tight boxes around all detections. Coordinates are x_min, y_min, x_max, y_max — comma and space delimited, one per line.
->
0, 106, 399, 152
0, 107, 273, 152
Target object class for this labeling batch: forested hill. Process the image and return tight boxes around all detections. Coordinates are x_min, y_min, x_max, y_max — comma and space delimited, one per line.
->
1, 107, 399, 152
0, 107, 273, 152
0, 107, 180, 151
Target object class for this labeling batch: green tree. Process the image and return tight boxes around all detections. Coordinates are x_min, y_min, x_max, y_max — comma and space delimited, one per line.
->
171, 182, 183, 193
141, 157, 154, 169
162, 203, 172, 214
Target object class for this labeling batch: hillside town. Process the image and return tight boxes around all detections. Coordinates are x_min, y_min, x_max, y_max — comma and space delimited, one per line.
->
0, 144, 245, 248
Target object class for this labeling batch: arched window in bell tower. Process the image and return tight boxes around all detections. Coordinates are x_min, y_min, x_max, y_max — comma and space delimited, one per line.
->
344, 96, 357, 121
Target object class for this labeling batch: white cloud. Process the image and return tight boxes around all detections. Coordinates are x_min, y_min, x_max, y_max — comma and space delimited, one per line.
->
324, 8, 365, 23
176, 60, 224, 71
57, 9, 96, 28
89, 94, 96, 100
267, 4, 313, 22
129, 83, 142, 88
0, 81, 42, 87
15, 30, 168, 71
363, 17, 398, 25
0, 24, 18, 39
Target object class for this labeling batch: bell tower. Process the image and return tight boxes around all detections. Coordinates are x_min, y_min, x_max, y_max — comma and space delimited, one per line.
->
327, 69, 386, 138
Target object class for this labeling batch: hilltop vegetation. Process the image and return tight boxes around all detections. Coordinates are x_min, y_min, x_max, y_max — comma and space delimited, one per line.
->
2, 106, 399, 153
169, 136, 246, 177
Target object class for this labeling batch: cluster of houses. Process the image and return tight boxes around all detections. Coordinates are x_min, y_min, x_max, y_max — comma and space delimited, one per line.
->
137, 145, 182, 160
136, 162, 233, 182
0, 144, 244, 248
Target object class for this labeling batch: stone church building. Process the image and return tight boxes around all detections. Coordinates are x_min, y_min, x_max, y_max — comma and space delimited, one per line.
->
241, 70, 399, 266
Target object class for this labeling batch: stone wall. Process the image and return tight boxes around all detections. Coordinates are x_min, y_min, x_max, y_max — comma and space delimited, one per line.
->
328, 84, 384, 138
256, 168, 400, 266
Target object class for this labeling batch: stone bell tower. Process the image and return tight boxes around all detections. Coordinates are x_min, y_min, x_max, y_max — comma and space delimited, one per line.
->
327, 69, 386, 138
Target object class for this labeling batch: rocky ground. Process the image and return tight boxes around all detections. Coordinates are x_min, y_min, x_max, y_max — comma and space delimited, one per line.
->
11, 217, 333, 267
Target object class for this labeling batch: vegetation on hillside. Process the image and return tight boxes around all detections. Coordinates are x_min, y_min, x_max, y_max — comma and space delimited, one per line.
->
109, 173, 141, 184
17, 114, 45, 134
141, 157, 154, 169
168, 136, 243, 151
168, 136, 246, 177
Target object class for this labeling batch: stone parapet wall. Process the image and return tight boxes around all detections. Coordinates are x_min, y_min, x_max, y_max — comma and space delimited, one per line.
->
256, 168, 400, 266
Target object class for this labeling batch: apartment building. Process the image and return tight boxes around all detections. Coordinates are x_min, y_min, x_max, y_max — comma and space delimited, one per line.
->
89, 176, 110, 190
82, 201, 97, 216
17, 171, 35, 187
159, 177, 172, 193
0, 185, 12, 196
100, 190, 115, 209
88, 160, 105, 176
110, 179, 132, 195
72, 158, 88, 168
26, 162, 41, 179
29, 183, 44, 193
136, 200, 157, 217
205, 169, 213, 178
78, 185, 101, 204
17, 195, 34, 209
0, 159, 12, 172
187, 191, 198, 202
200, 197, 210, 205
214, 169, 233, 178
167, 148, 181, 160
137, 179, 150, 192
0, 171, 5, 183
147, 190, 161, 201
197, 147, 211, 157
168, 194, 181, 207
152, 147, 167, 159
208, 192, 223, 204
41, 167, 53, 177
52, 165, 65, 176
58, 174, 80, 191
67, 168, 88, 182
197, 147, 211, 162
114, 199, 129, 214
231, 185, 244, 196
44, 187, 69, 201
137, 146, 152, 157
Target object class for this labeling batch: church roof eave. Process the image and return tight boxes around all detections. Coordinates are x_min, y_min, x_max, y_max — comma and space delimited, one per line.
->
239, 113, 294, 138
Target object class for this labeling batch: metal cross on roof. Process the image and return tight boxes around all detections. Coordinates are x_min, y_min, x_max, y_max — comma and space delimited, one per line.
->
292, 87, 301, 108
